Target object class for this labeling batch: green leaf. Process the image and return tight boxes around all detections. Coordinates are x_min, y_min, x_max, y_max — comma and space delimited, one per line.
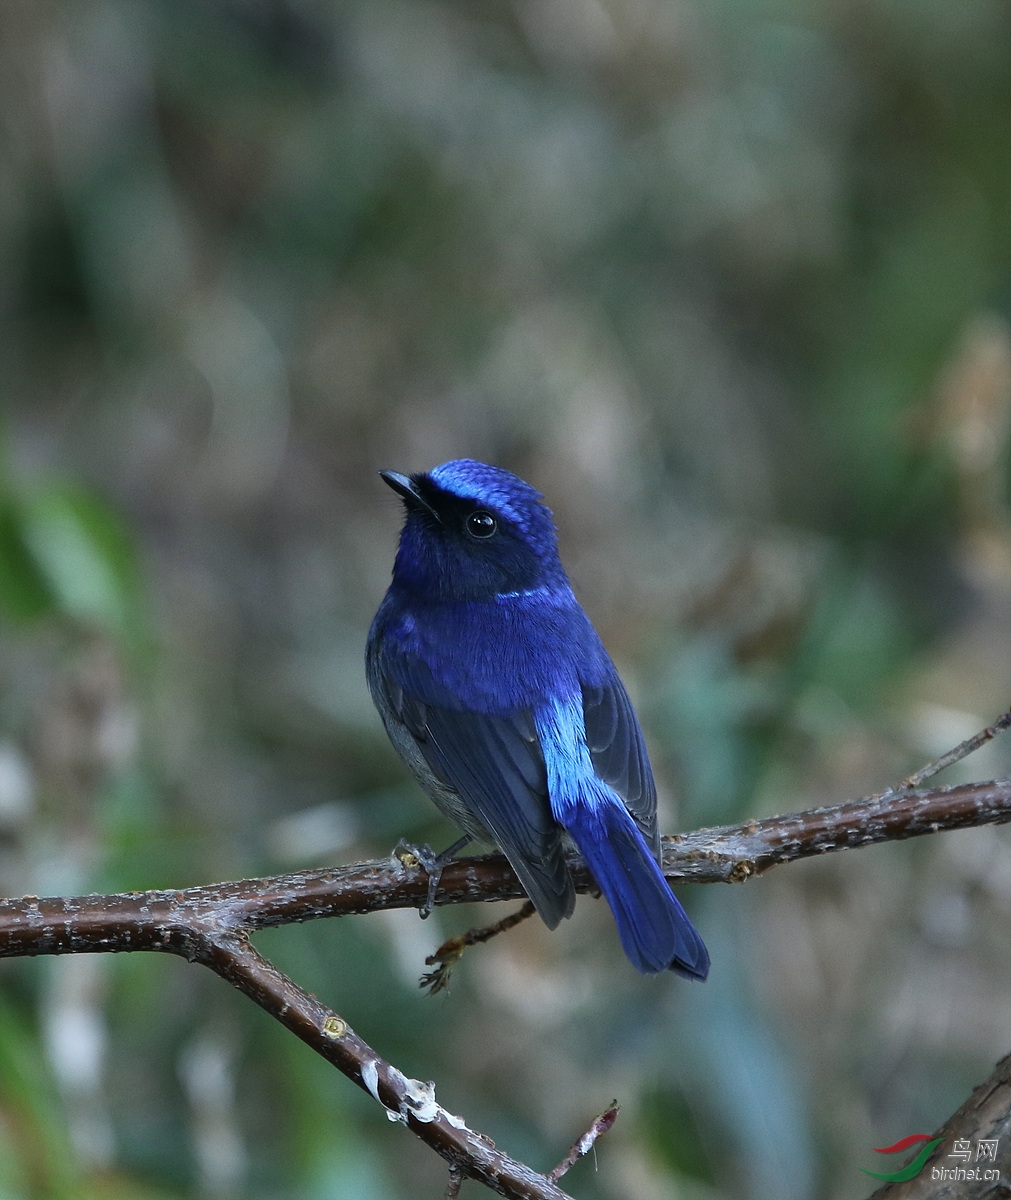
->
0, 498, 57, 623
19, 487, 140, 635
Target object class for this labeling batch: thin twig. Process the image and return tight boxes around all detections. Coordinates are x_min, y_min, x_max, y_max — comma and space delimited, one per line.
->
878, 708, 1011, 796
547, 1102, 620, 1183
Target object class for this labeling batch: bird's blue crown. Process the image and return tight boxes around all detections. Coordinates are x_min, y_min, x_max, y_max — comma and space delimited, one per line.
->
428, 459, 554, 538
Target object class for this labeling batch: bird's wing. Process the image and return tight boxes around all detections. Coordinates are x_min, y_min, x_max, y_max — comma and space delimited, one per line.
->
375, 656, 576, 929
581, 668, 660, 856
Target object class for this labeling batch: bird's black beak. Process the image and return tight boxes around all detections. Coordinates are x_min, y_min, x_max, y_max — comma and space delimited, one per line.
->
379, 470, 442, 522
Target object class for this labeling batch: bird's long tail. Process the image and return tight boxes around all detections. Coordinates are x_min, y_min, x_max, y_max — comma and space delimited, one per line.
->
562, 789, 710, 979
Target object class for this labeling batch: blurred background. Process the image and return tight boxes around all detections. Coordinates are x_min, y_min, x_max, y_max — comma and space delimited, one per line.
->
0, 0, 1010, 1197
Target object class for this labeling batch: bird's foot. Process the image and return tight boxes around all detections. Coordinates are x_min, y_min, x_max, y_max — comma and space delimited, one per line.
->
393, 839, 440, 915
420, 901, 537, 994
392, 836, 472, 918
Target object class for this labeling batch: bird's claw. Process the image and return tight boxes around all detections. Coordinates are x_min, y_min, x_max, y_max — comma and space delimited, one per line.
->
392, 839, 443, 918
421, 873, 441, 920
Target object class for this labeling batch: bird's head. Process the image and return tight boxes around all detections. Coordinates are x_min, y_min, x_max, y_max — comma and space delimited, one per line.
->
380, 459, 565, 601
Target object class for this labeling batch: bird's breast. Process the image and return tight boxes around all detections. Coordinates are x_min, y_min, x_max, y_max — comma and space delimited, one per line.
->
379, 588, 609, 715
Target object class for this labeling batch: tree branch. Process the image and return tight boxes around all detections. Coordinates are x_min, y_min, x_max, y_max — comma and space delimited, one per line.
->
5, 776, 1007, 962
3, 775, 1011, 1196
664, 777, 1011, 884
547, 1101, 620, 1183
200, 930, 576, 1200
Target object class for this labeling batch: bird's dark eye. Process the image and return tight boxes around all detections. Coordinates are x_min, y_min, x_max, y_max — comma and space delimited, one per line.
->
466, 510, 497, 539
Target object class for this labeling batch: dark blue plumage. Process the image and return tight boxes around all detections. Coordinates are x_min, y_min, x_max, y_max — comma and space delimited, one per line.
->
366, 458, 709, 979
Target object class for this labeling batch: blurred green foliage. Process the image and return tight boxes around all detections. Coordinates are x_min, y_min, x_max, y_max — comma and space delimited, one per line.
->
0, 0, 1010, 1198
0, 483, 141, 640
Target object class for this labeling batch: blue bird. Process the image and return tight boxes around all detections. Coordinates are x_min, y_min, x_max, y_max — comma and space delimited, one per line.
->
366, 459, 709, 979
